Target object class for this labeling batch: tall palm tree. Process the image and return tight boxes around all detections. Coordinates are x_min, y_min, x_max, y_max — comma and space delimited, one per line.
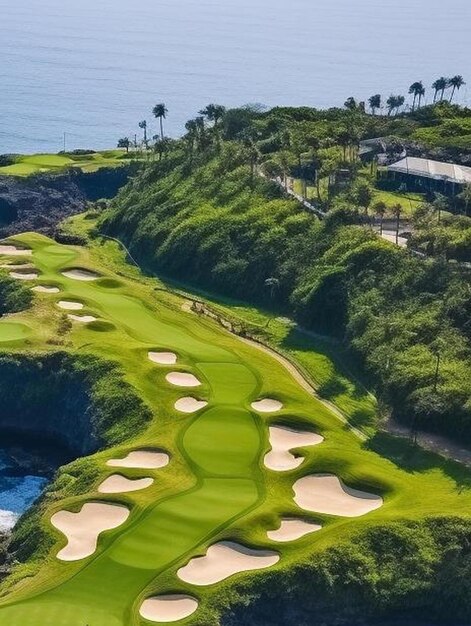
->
386, 95, 404, 116
449, 75, 465, 102
138, 120, 148, 146
417, 84, 426, 108
432, 77, 448, 102
409, 81, 424, 111
368, 94, 381, 115
374, 201, 387, 236
392, 203, 402, 245
152, 103, 168, 140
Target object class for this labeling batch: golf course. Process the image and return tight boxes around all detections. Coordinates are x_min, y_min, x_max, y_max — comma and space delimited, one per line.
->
0, 232, 470, 626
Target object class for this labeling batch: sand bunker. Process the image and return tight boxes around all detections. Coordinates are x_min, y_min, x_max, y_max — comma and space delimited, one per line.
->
264, 425, 324, 472
0, 245, 32, 256
251, 399, 283, 413
0, 263, 34, 270
166, 372, 201, 387
9, 271, 38, 281
32, 285, 60, 293
107, 449, 170, 469
148, 351, 178, 365
62, 269, 99, 281
51, 502, 129, 561
98, 474, 153, 494
57, 300, 84, 311
267, 518, 322, 542
174, 397, 208, 413
293, 474, 383, 517
177, 541, 279, 586
67, 314, 97, 323
140, 595, 198, 623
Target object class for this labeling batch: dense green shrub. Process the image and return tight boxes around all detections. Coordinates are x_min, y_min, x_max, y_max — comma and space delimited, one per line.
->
0, 272, 32, 315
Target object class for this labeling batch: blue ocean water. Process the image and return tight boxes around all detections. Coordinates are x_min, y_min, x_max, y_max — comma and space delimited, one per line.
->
0, 0, 470, 153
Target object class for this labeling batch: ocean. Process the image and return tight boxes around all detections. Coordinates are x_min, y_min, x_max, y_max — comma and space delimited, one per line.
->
0, 0, 470, 153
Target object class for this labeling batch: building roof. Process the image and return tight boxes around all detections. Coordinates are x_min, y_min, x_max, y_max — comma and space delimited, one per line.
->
388, 157, 471, 185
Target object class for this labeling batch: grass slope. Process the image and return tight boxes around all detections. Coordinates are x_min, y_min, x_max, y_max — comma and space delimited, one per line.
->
0, 233, 470, 625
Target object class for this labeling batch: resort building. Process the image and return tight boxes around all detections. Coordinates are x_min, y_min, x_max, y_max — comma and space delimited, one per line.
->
385, 157, 471, 195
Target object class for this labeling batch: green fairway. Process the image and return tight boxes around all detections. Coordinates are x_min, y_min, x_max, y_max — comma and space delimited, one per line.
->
0, 150, 136, 177
0, 232, 470, 625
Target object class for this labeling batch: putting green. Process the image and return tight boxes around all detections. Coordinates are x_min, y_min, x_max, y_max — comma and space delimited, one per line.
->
0, 232, 470, 626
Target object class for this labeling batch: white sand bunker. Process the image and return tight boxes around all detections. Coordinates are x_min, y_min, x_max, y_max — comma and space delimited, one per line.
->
267, 518, 322, 542
0, 263, 34, 269
178, 541, 279, 586
32, 285, 60, 293
98, 474, 153, 494
293, 474, 383, 517
140, 595, 198, 623
67, 314, 97, 323
57, 300, 84, 311
251, 398, 283, 413
0, 245, 32, 256
9, 271, 38, 281
264, 425, 324, 472
148, 351, 177, 365
107, 449, 170, 469
62, 269, 99, 281
51, 502, 129, 561
166, 372, 201, 387
174, 397, 208, 413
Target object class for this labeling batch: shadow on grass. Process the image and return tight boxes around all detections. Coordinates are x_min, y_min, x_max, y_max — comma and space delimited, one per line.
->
366, 431, 471, 490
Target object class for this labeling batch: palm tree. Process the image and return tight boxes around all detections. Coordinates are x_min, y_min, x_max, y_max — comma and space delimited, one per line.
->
117, 137, 131, 153
458, 183, 471, 215
199, 104, 226, 127
417, 84, 426, 108
152, 103, 168, 140
373, 201, 387, 236
432, 77, 448, 102
392, 203, 402, 244
409, 81, 424, 111
368, 94, 381, 115
138, 120, 148, 146
449, 75, 465, 102
386, 95, 404, 116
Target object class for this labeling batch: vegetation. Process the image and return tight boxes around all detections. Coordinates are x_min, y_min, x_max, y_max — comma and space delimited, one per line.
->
0, 232, 471, 626
0, 272, 32, 315
100, 102, 471, 444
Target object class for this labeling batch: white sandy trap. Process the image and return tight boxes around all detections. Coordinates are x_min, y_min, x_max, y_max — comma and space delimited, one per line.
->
67, 314, 97, 323
166, 372, 201, 387
178, 541, 279, 586
57, 300, 83, 311
107, 449, 170, 469
98, 474, 153, 494
62, 269, 99, 281
174, 397, 208, 413
148, 351, 177, 365
32, 285, 60, 293
251, 398, 283, 413
140, 595, 198, 623
264, 425, 324, 472
294, 474, 383, 517
267, 518, 321, 542
51, 502, 129, 561
0, 245, 32, 256
9, 271, 38, 280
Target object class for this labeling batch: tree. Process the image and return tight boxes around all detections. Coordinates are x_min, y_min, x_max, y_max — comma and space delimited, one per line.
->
344, 96, 357, 110
417, 84, 426, 108
433, 193, 448, 224
265, 277, 280, 300
386, 95, 404, 116
368, 94, 381, 115
392, 203, 402, 244
373, 200, 387, 236
409, 81, 424, 111
138, 120, 148, 146
117, 137, 131, 153
432, 77, 448, 102
152, 103, 168, 140
199, 103, 226, 127
449, 75, 465, 102
458, 183, 471, 215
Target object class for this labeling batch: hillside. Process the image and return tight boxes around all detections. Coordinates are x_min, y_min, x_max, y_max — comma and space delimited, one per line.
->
100, 104, 471, 444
